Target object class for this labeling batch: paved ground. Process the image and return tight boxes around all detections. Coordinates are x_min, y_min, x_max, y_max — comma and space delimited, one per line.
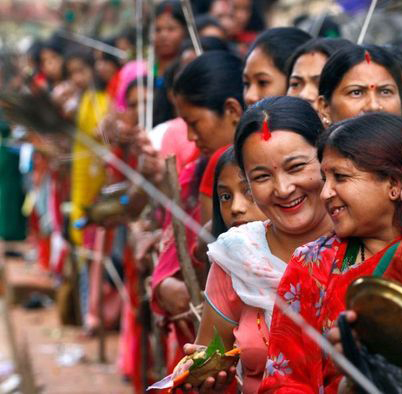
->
0, 255, 133, 394
10, 306, 132, 394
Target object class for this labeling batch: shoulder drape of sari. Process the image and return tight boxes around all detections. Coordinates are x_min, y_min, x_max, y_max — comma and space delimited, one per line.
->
207, 221, 286, 328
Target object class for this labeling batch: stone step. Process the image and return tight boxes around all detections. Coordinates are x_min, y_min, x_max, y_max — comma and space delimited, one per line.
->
4, 259, 55, 305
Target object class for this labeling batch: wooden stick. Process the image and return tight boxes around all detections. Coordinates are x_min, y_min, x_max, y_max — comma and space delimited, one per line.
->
146, 0, 156, 133
96, 228, 107, 363
357, 0, 378, 45
135, 0, 146, 129
150, 252, 166, 380
165, 156, 203, 330
70, 247, 82, 326
57, 30, 128, 60
180, 0, 203, 56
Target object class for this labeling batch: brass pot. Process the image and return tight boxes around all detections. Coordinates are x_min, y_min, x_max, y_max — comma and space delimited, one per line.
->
346, 276, 402, 366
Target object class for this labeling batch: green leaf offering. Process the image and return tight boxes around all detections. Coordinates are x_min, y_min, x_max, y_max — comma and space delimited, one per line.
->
190, 327, 226, 370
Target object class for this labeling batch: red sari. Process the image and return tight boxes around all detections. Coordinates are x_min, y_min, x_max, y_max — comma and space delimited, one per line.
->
259, 234, 402, 394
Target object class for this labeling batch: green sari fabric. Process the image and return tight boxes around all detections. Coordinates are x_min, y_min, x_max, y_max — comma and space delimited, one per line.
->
0, 116, 26, 241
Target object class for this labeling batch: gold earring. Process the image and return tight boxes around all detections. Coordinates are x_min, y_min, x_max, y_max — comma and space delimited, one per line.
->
390, 188, 400, 200
323, 117, 331, 126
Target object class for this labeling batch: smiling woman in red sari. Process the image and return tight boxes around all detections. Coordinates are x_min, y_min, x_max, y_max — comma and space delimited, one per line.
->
260, 112, 402, 393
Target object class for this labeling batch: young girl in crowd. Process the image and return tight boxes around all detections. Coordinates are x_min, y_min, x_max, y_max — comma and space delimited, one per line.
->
94, 47, 121, 98
286, 37, 351, 110
39, 37, 65, 91
260, 113, 402, 393
183, 96, 333, 393
211, 146, 266, 238
243, 27, 311, 106
318, 44, 402, 125
66, 50, 109, 246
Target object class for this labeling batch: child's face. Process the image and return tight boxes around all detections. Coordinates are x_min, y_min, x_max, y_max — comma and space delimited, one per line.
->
40, 48, 63, 82
124, 86, 139, 126
217, 162, 266, 229
67, 58, 92, 90
95, 52, 118, 83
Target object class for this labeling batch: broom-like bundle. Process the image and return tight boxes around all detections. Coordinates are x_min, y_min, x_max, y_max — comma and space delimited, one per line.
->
0, 91, 74, 135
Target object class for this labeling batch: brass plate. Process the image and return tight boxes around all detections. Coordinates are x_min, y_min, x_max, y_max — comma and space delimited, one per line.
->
346, 276, 402, 367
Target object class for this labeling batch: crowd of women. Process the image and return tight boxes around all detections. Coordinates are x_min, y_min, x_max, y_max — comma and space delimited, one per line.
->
2, 0, 402, 392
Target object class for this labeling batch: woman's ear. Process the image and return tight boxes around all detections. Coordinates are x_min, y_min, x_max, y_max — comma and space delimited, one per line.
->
317, 96, 332, 128
388, 178, 402, 201
224, 98, 243, 126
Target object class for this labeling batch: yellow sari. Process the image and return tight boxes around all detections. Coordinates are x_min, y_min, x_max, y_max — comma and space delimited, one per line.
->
70, 91, 109, 245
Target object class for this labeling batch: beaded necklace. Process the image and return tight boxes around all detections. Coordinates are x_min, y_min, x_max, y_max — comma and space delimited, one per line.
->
257, 311, 269, 349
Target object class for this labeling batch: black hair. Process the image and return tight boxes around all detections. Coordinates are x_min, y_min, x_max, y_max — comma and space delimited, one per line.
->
246, 27, 311, 75
385, 44, 402, 72
115, 27, 136, 46
40, 34, 67, 82
64, 49, 94, 69
211, 146, 237, 238
96, 38, 121, 69
317, 112, 402, 226
124, 76, 148, 101
195, 14, 225, 35
156, 0, 186, 28
319, 44, 402, 102
286, 38, 352, 80
152, 59, 180, 125
27, 40, 43, 70
63, 49, 105, 90
41, 35, 65, 56
245, 0, 265, 33
234, 96, 323, 171
173, 50, 244, 114
193, 0, 212, 14
180, 35, 230, 54
154, 39, 230, 126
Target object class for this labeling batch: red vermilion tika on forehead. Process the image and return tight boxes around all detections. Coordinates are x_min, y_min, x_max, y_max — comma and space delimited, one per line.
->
163, 4, 173, 15
364, 51, 376, 90
261, 112, 271, 141
365, 50, 372, 64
